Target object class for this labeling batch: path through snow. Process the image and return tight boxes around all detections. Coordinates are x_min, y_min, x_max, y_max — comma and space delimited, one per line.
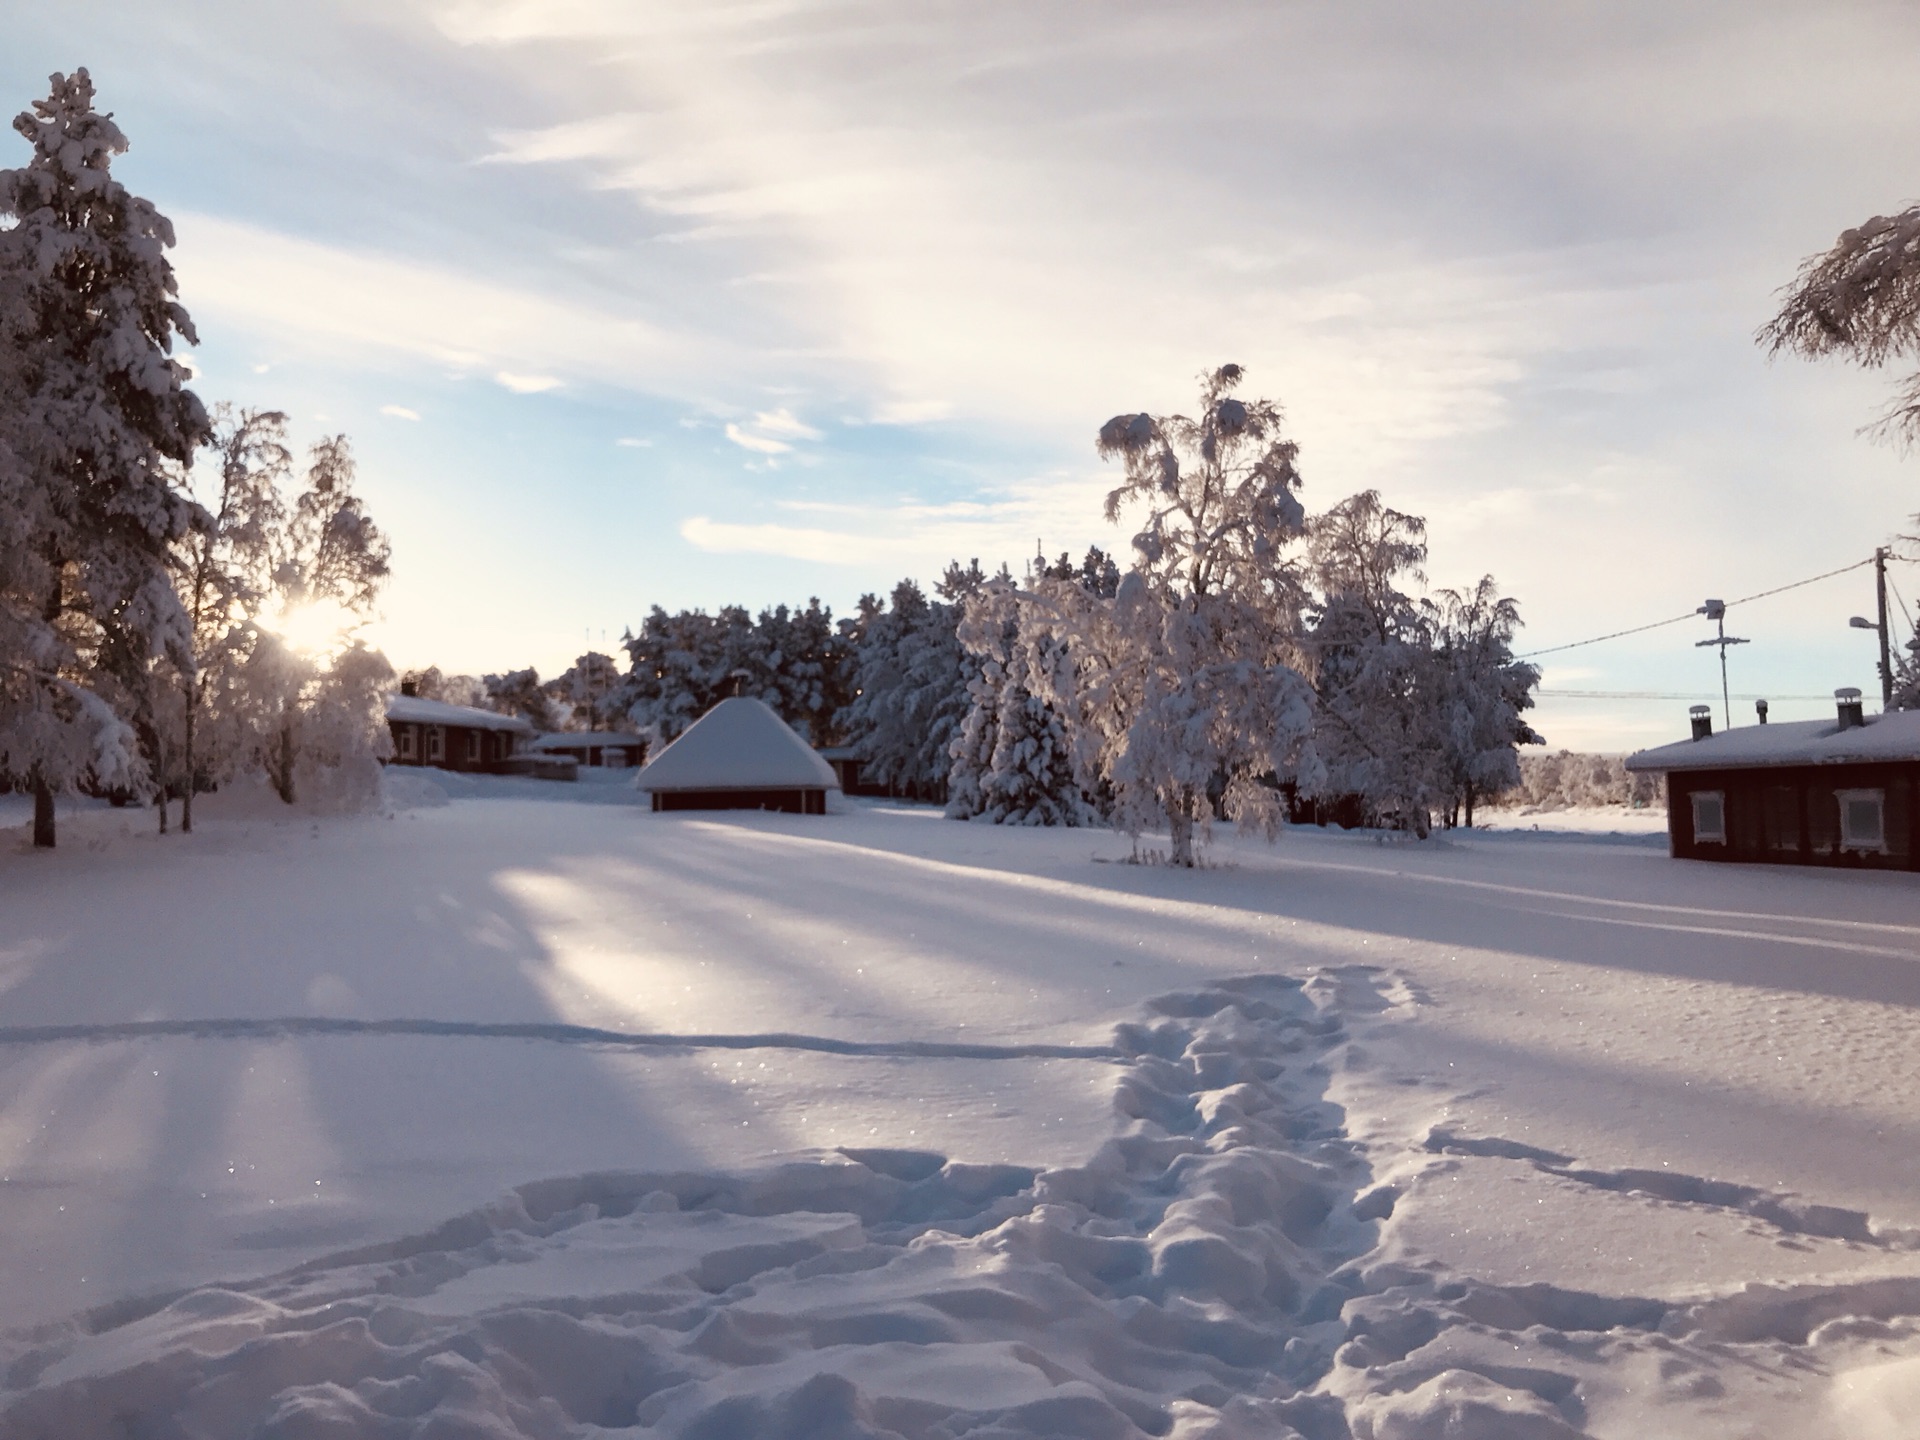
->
3, 783, 1920, 1435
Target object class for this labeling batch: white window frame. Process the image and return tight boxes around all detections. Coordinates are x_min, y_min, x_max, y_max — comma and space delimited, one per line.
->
1690, 790, 1726, 845
1836, 788, 1888, 854
427, 725, 444, 763
466, 729, 481, 762
396, 725, 417, 760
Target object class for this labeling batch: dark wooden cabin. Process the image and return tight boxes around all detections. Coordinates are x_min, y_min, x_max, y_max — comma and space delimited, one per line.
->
386, 687, 533, 774
530, 732, 647, 769
1626, 690, 1920, 871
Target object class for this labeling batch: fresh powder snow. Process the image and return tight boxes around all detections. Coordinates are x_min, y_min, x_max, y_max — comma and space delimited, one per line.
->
1, 776, 1917, 1437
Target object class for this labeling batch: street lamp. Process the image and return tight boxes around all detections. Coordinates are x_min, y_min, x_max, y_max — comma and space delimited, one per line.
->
1849, 548, 1893, 706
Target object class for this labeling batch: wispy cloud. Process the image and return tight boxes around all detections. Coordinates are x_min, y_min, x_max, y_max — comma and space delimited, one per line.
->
170, 213, 690, 396
681, 517, 883, 565
682, 471, 1114, 570
869, 399, 953, 426
724, 407, 822, 455
615, 436, 653, 448
379, 404, 421, 421
496, 371, 563, 394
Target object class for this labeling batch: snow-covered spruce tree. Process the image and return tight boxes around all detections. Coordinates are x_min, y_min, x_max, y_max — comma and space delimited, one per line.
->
838, 563, 984, 801
1423, 576, 1541, 828
253, 435, 391, 805
0, 69, 208, 847
172, 407, 288, 831
544, 651, 622, 732
756, 599, 849, 746
946, 550, 1108, 826
401, 666, 486, 709
1761, 204, 1920, 444
483, 667, 562, 732
1032, 366, 1315, 866
616, 605, 765, 744
1305, 491, 1445, 836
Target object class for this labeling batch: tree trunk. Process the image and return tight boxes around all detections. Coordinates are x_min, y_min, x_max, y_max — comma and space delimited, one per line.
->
32, 774, 54, 849
1168, 792, 1196, 867
181, 680, 196, 833
1464, 784, 1476, 829
152, 731, 169, 834
276, 715, 297, 804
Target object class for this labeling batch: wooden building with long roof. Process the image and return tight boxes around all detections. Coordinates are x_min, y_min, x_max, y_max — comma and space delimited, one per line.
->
1626, 689, 1920, 870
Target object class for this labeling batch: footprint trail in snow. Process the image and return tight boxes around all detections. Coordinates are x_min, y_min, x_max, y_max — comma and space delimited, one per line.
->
4, 969, 1918, 1439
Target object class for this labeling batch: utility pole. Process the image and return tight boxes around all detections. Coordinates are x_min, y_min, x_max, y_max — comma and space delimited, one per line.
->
1877, 547, 1892, 707
1695, 598, 1749, 730
1849, 547, 1894, 707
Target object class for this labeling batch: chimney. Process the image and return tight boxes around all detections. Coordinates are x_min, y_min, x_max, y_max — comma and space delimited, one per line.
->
1835, 687, 1865, 730
1755, 698, 1769, 724
401, 679, 418, 698
1689, 704, 1712, 741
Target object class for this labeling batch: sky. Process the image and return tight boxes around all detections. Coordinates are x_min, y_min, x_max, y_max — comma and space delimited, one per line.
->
7, 0, 1920, 750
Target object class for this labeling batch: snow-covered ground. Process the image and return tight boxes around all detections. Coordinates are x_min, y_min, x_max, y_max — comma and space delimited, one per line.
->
2, 774, 1918, 1438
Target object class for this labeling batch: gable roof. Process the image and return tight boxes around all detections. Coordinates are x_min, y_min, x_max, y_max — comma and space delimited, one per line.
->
385, 694, 533, 734
635, 697, 839, 793
530, 731, 645, 751
1625, 708, 1920, 773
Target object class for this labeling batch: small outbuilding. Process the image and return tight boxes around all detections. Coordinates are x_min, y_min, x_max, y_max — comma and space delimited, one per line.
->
530, 732, 647, 769
1626, 689, 1920, 870
635, 697, 839, 814
386, 689, 532, 773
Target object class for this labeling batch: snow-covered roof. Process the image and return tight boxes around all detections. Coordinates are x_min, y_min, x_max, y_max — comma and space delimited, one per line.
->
385, 694, 533, 733
635, 697, 839, 793
530, 731, 645, 751
1625, 708, 1920, 773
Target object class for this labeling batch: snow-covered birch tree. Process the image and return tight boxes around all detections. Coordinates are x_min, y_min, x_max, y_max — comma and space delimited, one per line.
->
1034, 366, 1315, 865
251, 435, 392, 804
0, 69, 208, 847
1305, 491, 1443, 835
1423, 577, 1541, 828
1762, 204, 1920, 445
172, 407, 287, 830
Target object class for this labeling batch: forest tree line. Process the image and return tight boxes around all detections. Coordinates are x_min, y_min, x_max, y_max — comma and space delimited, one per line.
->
430, 369, 1544, 861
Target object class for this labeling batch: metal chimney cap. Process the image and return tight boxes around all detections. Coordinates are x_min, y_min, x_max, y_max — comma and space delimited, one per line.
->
1835, 687, 1863, 700
1688, 704, 1712, 716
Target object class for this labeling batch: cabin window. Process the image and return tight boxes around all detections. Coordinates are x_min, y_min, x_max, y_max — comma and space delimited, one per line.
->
1690, 790, 1726, 845
427, 726, 444, 762
466, 730, 481, 762
396, 725, 416, 760
1837, 788, 1887, 853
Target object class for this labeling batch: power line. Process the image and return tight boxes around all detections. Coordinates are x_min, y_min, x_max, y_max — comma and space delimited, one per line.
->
1540, 689, 1838, 701
1517, 557, 1875, 660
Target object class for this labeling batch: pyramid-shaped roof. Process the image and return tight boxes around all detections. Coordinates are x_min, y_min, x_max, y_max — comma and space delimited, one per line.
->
635, 697, 840, 793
